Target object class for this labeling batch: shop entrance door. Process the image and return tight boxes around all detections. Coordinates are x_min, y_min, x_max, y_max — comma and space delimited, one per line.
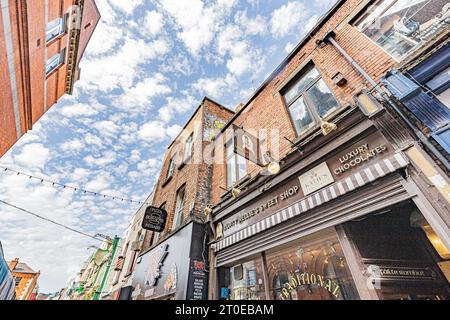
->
343, 202, 450, 300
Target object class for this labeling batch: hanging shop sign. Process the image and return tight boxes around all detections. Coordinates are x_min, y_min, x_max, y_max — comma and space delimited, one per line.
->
233, 125, 263, 166
298, 162, 334, 196
142, 206, 167, 232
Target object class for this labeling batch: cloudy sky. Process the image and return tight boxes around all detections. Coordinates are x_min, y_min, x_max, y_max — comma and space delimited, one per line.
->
0, 0, 336, 293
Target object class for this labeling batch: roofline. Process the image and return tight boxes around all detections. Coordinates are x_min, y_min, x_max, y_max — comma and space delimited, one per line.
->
167, 96, 235, 149
76, 0, 102, 66
219, 0, 346, 134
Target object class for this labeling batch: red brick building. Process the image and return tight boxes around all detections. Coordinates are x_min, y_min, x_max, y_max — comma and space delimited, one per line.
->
206, 0, 450, 300
0, 0, 100, 157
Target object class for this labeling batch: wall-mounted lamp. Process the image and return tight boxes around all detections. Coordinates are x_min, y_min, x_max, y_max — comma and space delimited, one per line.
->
231, 187, 241, 199
204, 206, 213, 216
332, 72, 347, 87
354, 89, 384, 117
261, 152, 281, 176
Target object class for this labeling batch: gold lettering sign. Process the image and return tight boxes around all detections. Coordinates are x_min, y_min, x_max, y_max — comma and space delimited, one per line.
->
334, 143, 388, 175
279, 273, 341, 300
222, 186, 300, 233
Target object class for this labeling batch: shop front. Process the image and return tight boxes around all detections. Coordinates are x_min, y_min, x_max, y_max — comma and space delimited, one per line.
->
131, 221, 209, 300
211, 126, 450, 300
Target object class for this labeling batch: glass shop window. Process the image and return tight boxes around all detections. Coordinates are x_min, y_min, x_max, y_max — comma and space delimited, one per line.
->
265, 229, 359, 300
353, 0, 448, 61
282, 63, 340, 136
219, 258, 266, 300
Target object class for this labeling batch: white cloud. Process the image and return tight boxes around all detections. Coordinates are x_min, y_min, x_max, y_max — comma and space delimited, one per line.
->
60, 140, 85, 153
158, 95, 197, 122
271, 1, 306, 37
143, 10, 165, 38
235, 10, 267, 36
85, 21, 123, 56
119, 73, 172, 110
79, 37, 171, 92
108, 0, 144, 15
192, 74, 236, 100
14, 143, 51, 169
138, 121, 181, 142
59, 103, 99, 118
285, 41, 295, 53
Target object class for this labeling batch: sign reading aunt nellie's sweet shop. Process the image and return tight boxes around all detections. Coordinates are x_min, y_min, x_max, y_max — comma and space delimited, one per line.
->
218, 132, 393, 238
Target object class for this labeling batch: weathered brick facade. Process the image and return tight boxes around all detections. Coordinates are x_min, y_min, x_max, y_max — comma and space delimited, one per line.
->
0, 0, 100, 158
209, 0, 404, 205
142, 97, 234, 252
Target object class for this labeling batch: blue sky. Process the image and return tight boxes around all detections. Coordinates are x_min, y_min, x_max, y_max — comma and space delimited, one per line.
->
0, 0, 336, 293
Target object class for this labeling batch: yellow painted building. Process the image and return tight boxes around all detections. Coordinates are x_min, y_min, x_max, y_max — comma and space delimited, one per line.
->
8, 258, 40, 300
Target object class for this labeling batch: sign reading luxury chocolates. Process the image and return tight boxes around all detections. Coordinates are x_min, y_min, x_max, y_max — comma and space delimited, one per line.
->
142, 206, 167, 232
334, 143, 388, 175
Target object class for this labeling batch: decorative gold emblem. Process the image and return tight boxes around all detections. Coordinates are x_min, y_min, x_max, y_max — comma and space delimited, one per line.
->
320, 120, 337, 136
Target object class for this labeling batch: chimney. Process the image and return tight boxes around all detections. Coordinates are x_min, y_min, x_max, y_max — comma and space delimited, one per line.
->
8, 258, 19, 270
235, 103, 244, 112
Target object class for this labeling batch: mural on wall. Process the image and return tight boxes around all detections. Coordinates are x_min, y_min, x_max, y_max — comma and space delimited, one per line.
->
204, 112, 226, 141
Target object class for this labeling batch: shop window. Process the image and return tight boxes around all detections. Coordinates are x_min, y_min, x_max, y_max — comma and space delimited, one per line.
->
46, 15, 67, 43
183, 134, 194, 162
353, 0, 448, 61
344, 204, 450, 300
282, 63, 339, 136
219, 258, 266, 300
45, 49, 66, 76
171, 185, 186, 231
265, 229, 358, 300
226, 138, 247, 188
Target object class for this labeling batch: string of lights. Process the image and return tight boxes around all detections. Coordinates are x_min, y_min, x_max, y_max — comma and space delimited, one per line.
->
0, 166, 152, 206
0, 199, 105, 242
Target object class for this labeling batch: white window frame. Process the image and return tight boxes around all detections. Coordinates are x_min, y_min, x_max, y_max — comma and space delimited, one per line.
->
166, 156, 176, 179
183, 134, 194, 162
172, 186, 186, 231
226, 138, 247, 189
45, 49, 65, 75
46, 16, 66, 43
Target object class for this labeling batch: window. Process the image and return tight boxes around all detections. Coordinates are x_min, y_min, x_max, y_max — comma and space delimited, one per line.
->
282, 64, 339, 136
46, 16, 66, 43
172, 186, 186, 231
219, 259, 267, 300
226, 138, 247, 188
426, 66, 450, 109
183, 134, 194, 162
45, 49, 65, 75
353, 0, 448, 60
14, 277, 22, 287
166, 155, 176, 179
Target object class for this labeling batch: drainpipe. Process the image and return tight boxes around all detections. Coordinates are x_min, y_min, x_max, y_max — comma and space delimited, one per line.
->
93, 236, 119, 301
319, 31, 450, 171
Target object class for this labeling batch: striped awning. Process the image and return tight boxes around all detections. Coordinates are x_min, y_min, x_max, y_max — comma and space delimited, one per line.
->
214, 152, 409, 252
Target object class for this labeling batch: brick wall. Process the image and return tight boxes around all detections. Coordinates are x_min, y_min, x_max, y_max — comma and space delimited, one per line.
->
0, 0, 98, 158
210, 0, 398, 205
142, 98, 234, 251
